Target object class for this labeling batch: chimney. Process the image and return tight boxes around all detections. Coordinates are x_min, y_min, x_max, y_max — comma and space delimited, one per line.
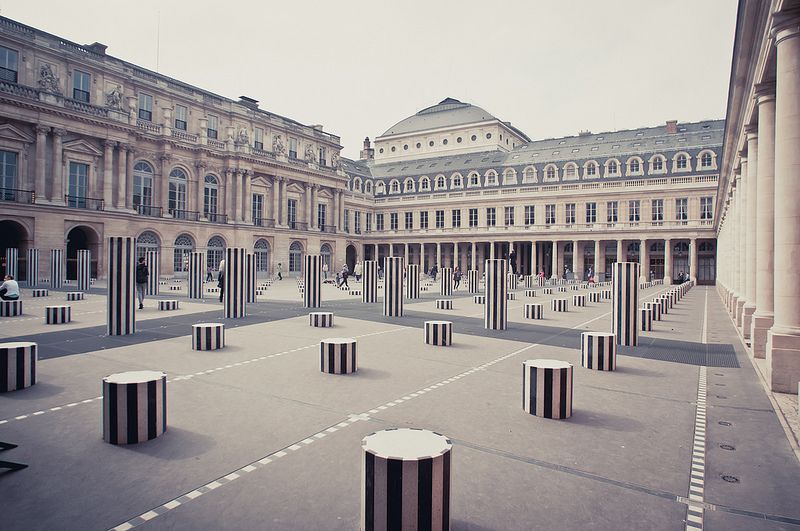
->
578, 130, 591, 137
238, 96, 259, 109
85, 42, 107, 55
360, 137, 374, 161
665, 120, 678, 134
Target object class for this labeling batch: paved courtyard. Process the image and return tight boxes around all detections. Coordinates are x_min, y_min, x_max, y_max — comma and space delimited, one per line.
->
1, 279, 798, 530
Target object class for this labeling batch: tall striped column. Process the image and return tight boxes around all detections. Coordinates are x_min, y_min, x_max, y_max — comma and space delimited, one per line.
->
224, 247, 246, 319
4, 247, 17, 279
484, 258, 508, 330
246, 253, 257, 304
383, 256, 404, 317
440, 267, 452, 296
145, 251, 159, 296
362, 260, 378, 303
467, 269, 479, 293
107, 237, 136, 336
26, 248, 39, 287
77, 249, 91, 291
405, 263, 420, 300
188, 251, 205, 300
49, 249, 64, 289
612, 262, 639, 346
303, 254, 321, 308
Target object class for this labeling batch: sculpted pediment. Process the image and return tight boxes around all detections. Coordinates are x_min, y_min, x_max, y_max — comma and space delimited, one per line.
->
286, 182, 306, 194
62, 139, 103, 156
317, 188, 333, 199
0, 124, 34, 144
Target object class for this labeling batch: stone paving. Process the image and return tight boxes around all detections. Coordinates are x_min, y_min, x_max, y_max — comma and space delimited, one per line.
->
0, 279, 798, 530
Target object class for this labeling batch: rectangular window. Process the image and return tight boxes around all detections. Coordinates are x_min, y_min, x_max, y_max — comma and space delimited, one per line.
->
0, 150, 18, 197
487, 207, 496, 227
318, 147, 326, 166
545, 204, 555, 225
67, 161, 88, 207
390, 212, 398, 231
0, 46, 19, 83
251, 193, 263, 222
138, 93, 153, 121
254, 128, 264, 150
676, 198, 688, 222
289, 138, 298, 159
355, 211, 361, 233
700, 197, 713, 220
174, 104, 188, 131
628, 200, 640, 222
565, 203, 576, 225
652, 198, 664, 222
376, 213, 384, 231
585, 202, 596, 223
287, 198, 297, 228
436, 209, 444, 228
420, 211, 429, 229
504, 206, 514, 226
344, 209, 350, 233
366, 212, 372, 232
469, 208, 478, 227
318, 203, 327, 229
207, 115, 218, 139
72, 70, 90, 103
405, 211, 413, 230
525, 205, 535, 225
607, 201, 618, 222
451, 209, 461, 228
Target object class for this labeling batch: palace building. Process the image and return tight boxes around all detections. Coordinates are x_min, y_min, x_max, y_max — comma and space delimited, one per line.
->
0, 15, 720, 285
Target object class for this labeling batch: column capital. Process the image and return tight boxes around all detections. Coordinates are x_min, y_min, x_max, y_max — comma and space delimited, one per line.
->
35, 124, 50, 135
754, 81, 776, 103
52, 127, 66, 137
744, 124, 758, 139
103, 139, 117, 149
194, 160, 207, 170
159, 153, 172, 163
771, 12, 800, 45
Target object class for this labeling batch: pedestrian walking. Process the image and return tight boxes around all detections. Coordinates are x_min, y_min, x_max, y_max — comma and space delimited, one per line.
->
135, 256, 148, 309
354, 260, 363, 282
453, 266, 462, 290
323, 262, 329, 280
341, 263, 350, 289
217, 260, 225, 302
277, 262, 283, 280
206, 266, 213, 282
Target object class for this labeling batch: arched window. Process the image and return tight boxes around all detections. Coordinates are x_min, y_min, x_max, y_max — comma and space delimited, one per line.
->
450, 173, 463, 188
173, 234, 194, 273
544, 165, 557, 181
523, 166, 537, 183
389, 179, 400, 194
676, 154, 688, 170
420, 176, 431, 191
502, 168, 517, 185
404, 178, 415, 192
606, 160, 619, 176
435, 175, 446, 190
468, 172, 480, 187
168, 168, 188, 218
585, 162, 598, 178
353, 177, 363, 192
649, 242, 665, 253
563, 163, 577, 180
628, 158, 641, 174
346, 178, 351, 191
207, 236, 226, 270
136, 230, 160, 260
288, 241, 303, 273
254, 238, 270, 273
133, 161, 154, 213
484, 170, 498, 186
365, 181, 373, 195
375, 181, 386, 195
204, 175, 218, 219
320, 243, 332, 270
700, 151, 714, 168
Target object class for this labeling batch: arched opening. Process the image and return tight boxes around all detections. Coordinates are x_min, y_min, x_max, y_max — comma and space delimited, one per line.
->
698, 240, 717, 285
0, 220, 29, 279
66, 225, 99, 280
288, 241, 303, 274
345, 244, 357, 273
173, 234, 194, 275
320, 243, 332, 274
136, 231, 160, 261
254, 238, 270, 276
207, 236, 226, 271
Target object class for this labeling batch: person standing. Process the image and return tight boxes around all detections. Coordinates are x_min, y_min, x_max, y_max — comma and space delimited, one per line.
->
341, 263, 350, 289
277, 262, 283, 280
0, 274, 20, 300
135, 257, 148, 310
354, 260, 363, 282
217, 260, 226, 303
429, 263, 438, 281
206, 265, 213, 282
323, 262, 329, 280
453, 266, 462, 290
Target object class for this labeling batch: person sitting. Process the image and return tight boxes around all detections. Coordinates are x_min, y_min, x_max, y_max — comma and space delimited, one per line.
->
0, 274, 20, 300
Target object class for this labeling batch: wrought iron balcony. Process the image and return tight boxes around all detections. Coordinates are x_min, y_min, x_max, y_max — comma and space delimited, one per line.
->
136, 204, 162, 217
205, 212, 228, 224
170, 209, 199, 221
288, 221, 309, 231
65, 194, 104, 211
254, 217, 275, 228
319, 224, 337, 234
0, 187, 35, 204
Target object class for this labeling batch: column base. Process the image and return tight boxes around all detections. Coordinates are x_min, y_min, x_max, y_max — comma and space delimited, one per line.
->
741, 304, 755, 340
731, 295, 740, 317
751, 313, 773, 359
735, 299, 745, 323
766, 329, 800, 393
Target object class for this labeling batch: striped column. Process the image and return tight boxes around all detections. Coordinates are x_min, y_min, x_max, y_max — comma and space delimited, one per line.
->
612, 262, 639, 346
159, 300, 179, 311
589, 292, 602, 303
31, 289, 48, 297
525, 289, 537, 297
224, 247, 246, 318
524, 275, 534, 288
440, 267, 452, 296
45, 305, 71, 324
145, 251, 159, 296
659, 296, 669, 315
473, 295, 485, 304
436, 299, 453, 310
0, 300, 22, 316
77, 249, 91, 291
580, 332, 616, 371
107, 237, 136, 336
361, 428, 451, 531
320, 337, 357, 374
102, 370, 167, 445
246, 253, 257, 304
1, 342, 37, 392
646, 300, 662, 321
309, 312, 334, 327
303, 254, 322, 308
542, 288, 553, 295
484, 258, 508, 330
522, 359, 573, 419
424, 320, 453, 346
552, 298, 569, 312
640, 307, 653, 331
524, 303, 543, 319
363, 260, 378, 303
4, 247, 17, 280
192, 323, 225, 350
572, 294, 586, 307
26, 248, 38, 287
188, 251, 205, 300
467, 269, 479, 293
49, 249, 64, 289
405, 263, 420, 300
66, 292, 84, 301
508, 273, 518, 290
383, 256, 404, 317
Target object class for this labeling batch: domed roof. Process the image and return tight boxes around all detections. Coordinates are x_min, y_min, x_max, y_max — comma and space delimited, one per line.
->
381, 98, 498, 137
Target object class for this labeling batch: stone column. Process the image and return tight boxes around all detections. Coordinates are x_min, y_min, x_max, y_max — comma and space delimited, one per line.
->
103, 140, 115, 209
594, 240, 602, 281
34, 125, 48, 200
742, 128, 759, 337
244, 171, 252, 223
551, 241, 558, 279
331, 187, 338, 231
752, 84, 776, 358
768, 19, 800, 392
404, 243, 409, 266
338, 191, 345, 230
225, 170, 234, 223
454, 242, 459, 270
471, 242, 476, 270
489, 241, 495, 260
736, 161, 748, 323
281, 179, 288, 226
272, 176, 281, 225
664, 238, 672, 283
689, 238, 698, 285
389, 242, 394, 257
640, 239, 649, 282
52, 128, 65, 202
160, 154, 170, 215
310, 185, 317, 229
233, 170, 242, 222
195, 162, 206, 218
117, 144, 128, 209
125, 146, 135, 210
304, 183, 312, 229
572, 240, 580, 279
436, 242, 441, 268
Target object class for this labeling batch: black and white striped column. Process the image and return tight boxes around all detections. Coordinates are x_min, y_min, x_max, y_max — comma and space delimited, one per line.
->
524, 275, 534, 288
309, 312, 334, 327
383, 256, 404, 317
49, 249, 63, 289
320, 337, 357, 374
45, 305, 71, 324
26, 248, 39, 287
484, 258, 508, 330
659, 296, 669, 315
525, 289, 537, 297
4, 247, 17, 280
522, 359, 573, 419
542, 288, 553, 295
102, 370, 167, 445
573, 294, 586, 307
77, 249, 91, 292
0, 300, 22, 317
224, 247, 246, 318
589, 292, 602, 303
1, 342, 37, 392
106, 237, 136, 336
363, 260, 378, 303
145, 251, 159, 296
581, 332, 616, 371
192, 323, 225, 350
361, 428, 451, 531
245, 253, 257, 304
425, 320, 453, 346
612, 262, 639, 346
508, 273, 518, 290
31, 289, 49, 297
66, 292, 84, 301
405, 263, 420, 300
473, 295, 485, 304
640, 307, 653, 331
303, 254, 321, 308
507, 292, 516, 301
524, 303, 543, 320
601, 289, 612, 300
440, 267, 452, 296
551, 298, 569, 312
467, 269, 479, 293
646, 300, 662, 321
188, 251, 205, 300
436, 299, 453, 310
159, 300, 179, 311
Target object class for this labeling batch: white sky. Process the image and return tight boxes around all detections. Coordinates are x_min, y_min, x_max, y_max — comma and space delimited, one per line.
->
2, 0, 737, 159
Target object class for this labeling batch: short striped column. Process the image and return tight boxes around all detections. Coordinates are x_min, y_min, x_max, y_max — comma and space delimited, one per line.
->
551, 298, 569, 312
473, 295, 485, 304
303, 254, 321, 308
484, 258, 508, 330
524, 275, 534, 288
349, 289, 362, 296
557, 286, 567, 293
76, 249, 91, 292
188, 251, 205, 300
589, 292, 602, 303
45, 305, 71, 324
1, 342, 37, 392
224, 247, 246, 318
436, 299, 453, 310
49, 249, 64, 289
192, 323, 225, 350
659, 296, 669, 314
102, 370, 167, 445
67, 292, 85, 301
581, 332, 616, 371
246, 253, 257, 304
383, 256, 404, 317
159, 300, 179, 311
424, 320, 453, 346
309, 312, 333, 327
640, 307, 653, 331
525, 289, 536, 297
169, 285, 182, 292
439, 267, 452, 296
573, 294, 586, 307
107, 237, 136, 336
542, 288, 553, 295
26, 248, 39, 287
363, 260, 378, 303
522, 359, 573, 419
31, 288, 49, 297
507, 292, 516, 300
524, 303, 543, 320
0, 300, 22, 317
601, 289, 612, 300
646, 300, 662, 321
467, 269, 479, 293
320, 337, 357, 374
4, 247, 17, 280
145, 251, 159, 296
361, 428, 452, 531
508, 273, 518, 290
405, 263, 420, 299
612, 262, 639, 346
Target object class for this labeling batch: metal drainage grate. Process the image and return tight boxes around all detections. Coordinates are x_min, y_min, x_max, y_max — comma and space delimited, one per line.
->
618, 339, 740, 368
719, 444, 736, 451
722, 475, 740, 483
718, 421, 732, 426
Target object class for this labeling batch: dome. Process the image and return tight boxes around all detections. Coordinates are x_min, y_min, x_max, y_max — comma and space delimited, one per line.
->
381, 98, 498, 137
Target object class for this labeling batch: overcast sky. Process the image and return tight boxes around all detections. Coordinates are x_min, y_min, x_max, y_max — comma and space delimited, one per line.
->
3, 0, 737, 159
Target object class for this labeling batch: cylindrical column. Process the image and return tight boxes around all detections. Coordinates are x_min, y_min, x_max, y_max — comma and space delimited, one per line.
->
742, 130, 758, 338
26, 248, 39, 287
522, 359, 573, 419
383, 256, 404, 317
34, 126, 47, 200
4, 248, 17, 280
224, 247, 246, 318
244, 171, 252, 223
125, 146, 135, 209
51, 128, 64, 202
424, 320, 453, 346
0, 342, 37, 392
49, 249, 63, 289
484, 258, 508, 330
102, 370, 166, 445
612, 261, 639, 346
107, 237, 136, 336
77, 249, 91, 292
320, 338, 357, 374
224, 170, 234, 223
405, 263, 420, 300
117, 144, 127, 208
440, 267, 452, 296
663, 239, 672, 284
581, 332, 616, 371
471, 242, 476, 269
272, 176, 281, 225
362, 260, 378, 303
551, 241, 558, 279
145, 251, 159, 296
103, 140, 115, 208
188, 251, 205, 300
246, 253, 257, 304
303, 254, 321, 308
467, 269, 479, 293
640, 239, 648, 283
736, 163, 747, 323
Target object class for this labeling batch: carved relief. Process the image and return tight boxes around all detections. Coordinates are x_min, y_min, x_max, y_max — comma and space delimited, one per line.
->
272, 134, 285, 155
304, 143, 315, 163
38, 64, 61, 94
236, 127, 249, 145
330, 152, 340, 169
105, 84, 124, 110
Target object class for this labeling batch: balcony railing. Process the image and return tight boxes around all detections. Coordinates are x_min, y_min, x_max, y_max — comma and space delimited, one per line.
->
65, 195, 104, 211
254, 217, 275, 228
0, 187, 35, 204
205, 212, 228, 224
320, 224, 337, 233
136, 204, 162, 217
170, 209, 199, 221
288, 221, 309, 231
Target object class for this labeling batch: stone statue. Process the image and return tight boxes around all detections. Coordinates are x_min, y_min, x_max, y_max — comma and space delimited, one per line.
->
38, 64, 61, 94
330, 152, 340, 169
236, 127, 249, 145
273, 134, 285, 155
304, 143, 315, 163
105, 85, 123, 110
